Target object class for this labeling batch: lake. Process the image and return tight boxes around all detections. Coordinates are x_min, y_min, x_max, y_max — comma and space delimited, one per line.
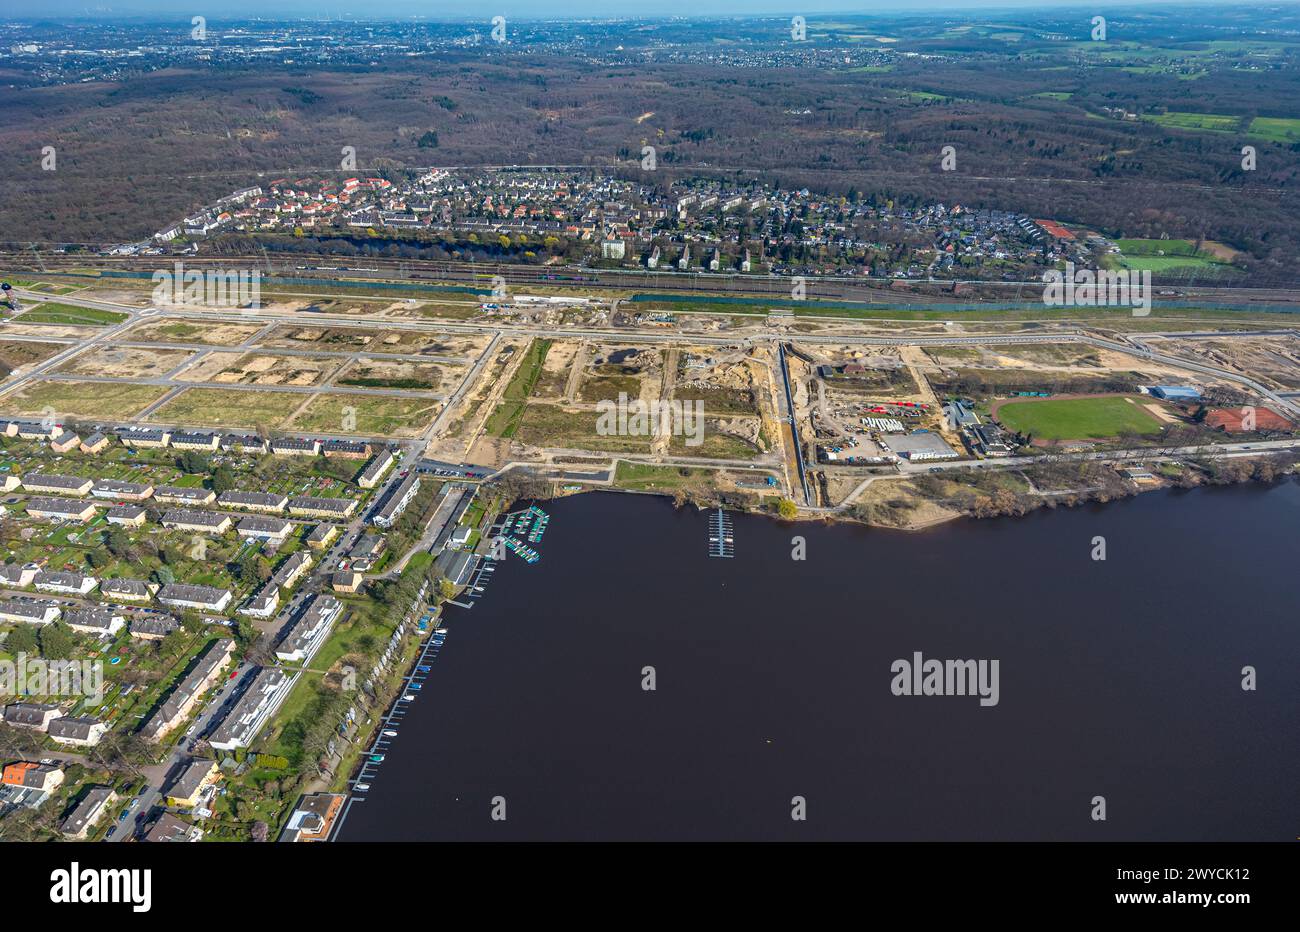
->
339, 481, 1300, 841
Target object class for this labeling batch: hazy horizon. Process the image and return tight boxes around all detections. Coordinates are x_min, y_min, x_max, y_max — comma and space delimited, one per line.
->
2, 0, 1284, 24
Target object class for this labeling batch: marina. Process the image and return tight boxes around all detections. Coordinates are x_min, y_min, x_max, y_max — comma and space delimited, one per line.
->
707, 507, 734, 558
334, 619, 450, 833
490, 504, 552, 564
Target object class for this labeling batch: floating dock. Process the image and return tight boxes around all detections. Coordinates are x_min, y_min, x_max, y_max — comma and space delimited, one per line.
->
505, 536, 540, 563
708, 508, 734, 558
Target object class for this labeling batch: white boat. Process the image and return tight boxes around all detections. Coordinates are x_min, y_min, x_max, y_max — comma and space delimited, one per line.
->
435, 628, 448, 634
355, 783, 370, 792
402, 694, 416, 701
383, 729, 398, 737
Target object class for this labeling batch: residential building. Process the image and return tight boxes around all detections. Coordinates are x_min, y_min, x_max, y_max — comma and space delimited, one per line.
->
23, 497, 97, 522
129, 615, 179, 640
208, 667, 296, 751
164, 759, 220, 808
140, 638, 236, 741
239, 584, 280, 619
101, 577, 155, 601
162, 509, 231, 534
280, 793, 344, 842
48, 715, 109, 747
61, 787, 117, 839
270, 551, 313, 591
348, 533, 386, 570
372, 472, 421, 527
0, 563, 39, 589
143, 812, 203, 842
14, 422, 59, 441
0, 600, 60, 625
1, 761, 64, 794
91, 479, 154, 501
79, 432, 110, 454
221, 434, 268, 454
218, 490, 288, 513
21, 473, 93, 496
50, 432, 81, 454
153, 486, 216, 506
236, 515, 294, 541
119, 427, 171, 448
274, 594, 341, 663
157, 583, 233, 613
288, 496, 357, 519
331, 571, 362, 594
321, 439, 370, 459
306, 523, 338, 549
106, 504, 148, 527
3, 702, 63, 731
170, 431, 219, 451
33, 570, 98, 596
270, 437, 320, 456
356, 448, 395, 488
63, 606, 125, 636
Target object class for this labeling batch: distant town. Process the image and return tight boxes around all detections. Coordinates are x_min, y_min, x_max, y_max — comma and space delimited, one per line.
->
142, 169, 1103, 283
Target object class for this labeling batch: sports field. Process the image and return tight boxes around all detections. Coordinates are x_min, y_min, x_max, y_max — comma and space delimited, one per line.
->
994, 395, 1164, 441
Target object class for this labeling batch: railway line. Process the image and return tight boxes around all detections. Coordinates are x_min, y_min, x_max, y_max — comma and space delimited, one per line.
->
8, 250, 1300, 310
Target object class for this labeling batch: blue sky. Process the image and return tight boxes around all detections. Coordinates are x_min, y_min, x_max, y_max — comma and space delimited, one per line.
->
2, 0, 1252, 21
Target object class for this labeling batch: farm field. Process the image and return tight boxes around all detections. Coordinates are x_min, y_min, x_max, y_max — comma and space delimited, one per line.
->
994, 394, 1164, 440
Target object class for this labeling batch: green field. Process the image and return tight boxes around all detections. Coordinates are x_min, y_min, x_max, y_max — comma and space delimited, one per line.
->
613, 461, 717, 493
1247, 117, 1300, 144
995, 395, 1164, 441
1136, 111, 1300, 142
291, 393, 441, 437
1112, 238, 1227, 273
14, 303, 127, 326
1114, 238, 1201, 256
1140, 111, 1241, 134
149, 387, 291, 428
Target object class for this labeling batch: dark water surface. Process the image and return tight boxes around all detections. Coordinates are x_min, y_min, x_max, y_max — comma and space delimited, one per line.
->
340, 482, 1300, 841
